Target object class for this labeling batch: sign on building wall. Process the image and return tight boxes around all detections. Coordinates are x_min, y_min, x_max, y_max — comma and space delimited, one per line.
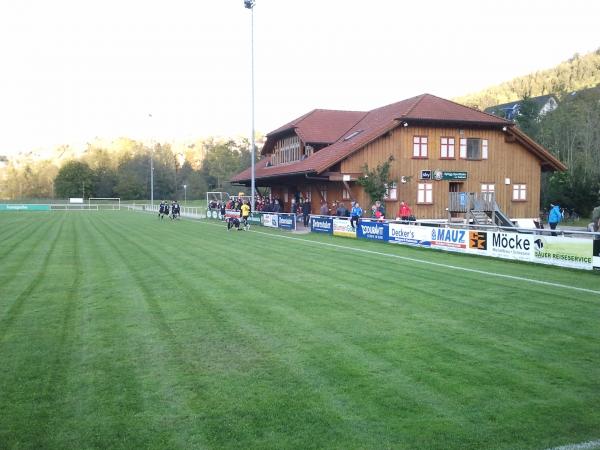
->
433, 170, 468, 181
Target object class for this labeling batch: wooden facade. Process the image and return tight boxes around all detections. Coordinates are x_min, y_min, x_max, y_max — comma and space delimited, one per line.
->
340, 125, 542, 219
231, 94, 566, 220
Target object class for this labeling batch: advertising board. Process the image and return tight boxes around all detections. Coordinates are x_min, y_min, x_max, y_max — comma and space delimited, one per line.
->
310, 216, 333, 234
0, 204, 51, 211
429, 227, 468, 252
531, 235, 593, 270
333, 217, 356, 238
278, 214, 296, 231
356, 220, 389, 241
262, 213, 279, 228
388, 223, 432, 247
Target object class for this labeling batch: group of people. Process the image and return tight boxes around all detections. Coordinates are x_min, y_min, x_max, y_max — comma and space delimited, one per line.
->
226, 199, 252, 231
341, 200, 414, 230
158, 200, 181, 220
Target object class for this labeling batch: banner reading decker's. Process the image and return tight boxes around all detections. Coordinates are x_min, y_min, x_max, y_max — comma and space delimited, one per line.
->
388, 223, 431, 247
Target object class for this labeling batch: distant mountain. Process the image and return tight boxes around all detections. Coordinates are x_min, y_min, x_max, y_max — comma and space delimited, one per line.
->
455, 48, 600, 110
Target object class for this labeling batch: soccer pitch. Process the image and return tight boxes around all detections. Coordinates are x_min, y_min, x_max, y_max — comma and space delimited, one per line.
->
0, 211, 598, 450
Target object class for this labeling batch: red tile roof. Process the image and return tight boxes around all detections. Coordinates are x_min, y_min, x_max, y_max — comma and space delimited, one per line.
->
261, 109, 366, 155
231, 94, 563, 183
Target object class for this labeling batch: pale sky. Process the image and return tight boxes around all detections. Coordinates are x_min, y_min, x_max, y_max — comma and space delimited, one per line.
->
0, 0, 599, 155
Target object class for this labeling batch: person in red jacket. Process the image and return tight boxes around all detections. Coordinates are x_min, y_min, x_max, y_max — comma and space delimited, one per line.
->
398, 201, 413, 222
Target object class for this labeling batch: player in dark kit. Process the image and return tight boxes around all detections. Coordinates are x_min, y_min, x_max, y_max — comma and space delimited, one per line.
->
158, 201, 166, 219
164, 202, 170, 219
172, 201, 181, 219
226, 216, 241, 230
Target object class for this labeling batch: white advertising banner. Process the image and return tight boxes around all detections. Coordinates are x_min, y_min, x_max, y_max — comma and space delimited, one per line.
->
262, 213, 279, 228
388, 223, 432, 247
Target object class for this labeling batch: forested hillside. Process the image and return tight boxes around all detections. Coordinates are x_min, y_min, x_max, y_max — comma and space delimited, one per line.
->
0, 137, 255, 201
455, 49, 600, 110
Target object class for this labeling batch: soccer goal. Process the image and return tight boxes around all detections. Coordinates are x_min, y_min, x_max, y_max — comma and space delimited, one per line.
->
88, 198, 121, 210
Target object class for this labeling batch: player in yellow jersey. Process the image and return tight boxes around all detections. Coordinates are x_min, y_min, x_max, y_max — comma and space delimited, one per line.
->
240, 201, 251, 230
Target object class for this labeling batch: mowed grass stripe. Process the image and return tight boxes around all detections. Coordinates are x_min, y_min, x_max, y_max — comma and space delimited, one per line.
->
0, 214, 82, 447
92, 213, 383, 447
68, 213, 212, 449
0, 213, 65, 342
0, 211, 598, 449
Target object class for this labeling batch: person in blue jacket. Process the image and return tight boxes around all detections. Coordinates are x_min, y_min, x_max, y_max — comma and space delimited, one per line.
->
350, 202, 363, 230
548, 202, 562, 236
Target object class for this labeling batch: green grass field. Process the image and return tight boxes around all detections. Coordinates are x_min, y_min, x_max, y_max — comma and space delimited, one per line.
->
0, 211, 599, 450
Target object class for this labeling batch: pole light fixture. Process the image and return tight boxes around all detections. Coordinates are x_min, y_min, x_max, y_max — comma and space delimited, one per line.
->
244, 0, 256, 211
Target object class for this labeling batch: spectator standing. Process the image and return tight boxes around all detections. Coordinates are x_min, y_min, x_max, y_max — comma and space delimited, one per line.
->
375, 200, 385, 219
336, 202, 348, 217
548, 202, 562, 236
320, 201, 329, 216
350, 202, 363, 229
302, 200, 311, 227
398, 201, 412, 222
590, 204, 600, 232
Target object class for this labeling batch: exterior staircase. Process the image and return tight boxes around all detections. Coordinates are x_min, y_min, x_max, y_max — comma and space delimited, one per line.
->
449, 192, 516, 228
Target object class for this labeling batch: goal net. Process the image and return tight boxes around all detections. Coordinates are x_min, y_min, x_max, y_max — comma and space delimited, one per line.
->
88, 198, 121, 210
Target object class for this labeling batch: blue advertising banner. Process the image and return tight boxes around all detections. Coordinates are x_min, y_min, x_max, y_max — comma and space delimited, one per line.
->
356, 220, 389, 241
310, 216, 333, 234
278, 213, 296, 230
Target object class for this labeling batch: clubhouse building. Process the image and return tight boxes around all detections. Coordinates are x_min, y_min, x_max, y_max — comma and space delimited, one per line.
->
231, 94, 566, 221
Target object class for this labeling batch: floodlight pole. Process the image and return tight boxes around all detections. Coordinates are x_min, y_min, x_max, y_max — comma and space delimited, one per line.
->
245, 0, 256, 211
149, 113, 154, 208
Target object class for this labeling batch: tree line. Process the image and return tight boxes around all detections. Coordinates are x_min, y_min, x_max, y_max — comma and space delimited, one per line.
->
514, 88, 600, 216
1, 137, 254, 201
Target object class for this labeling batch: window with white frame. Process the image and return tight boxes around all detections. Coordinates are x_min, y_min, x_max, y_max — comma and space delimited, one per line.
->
413, 136, 428, 158
417, 183, 433, 204
481, 183, 495, 202
512, 184, 527, 201
459, 138, 488, 160
342, 187, 351, 200
440, 137, 455, 159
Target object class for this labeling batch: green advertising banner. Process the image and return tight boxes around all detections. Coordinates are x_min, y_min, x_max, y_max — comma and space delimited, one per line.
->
0, 204, 51, 211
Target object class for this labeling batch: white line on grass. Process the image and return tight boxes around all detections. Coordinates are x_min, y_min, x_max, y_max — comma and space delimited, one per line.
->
203, 221, 600, 296
546, 439, 600, 450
